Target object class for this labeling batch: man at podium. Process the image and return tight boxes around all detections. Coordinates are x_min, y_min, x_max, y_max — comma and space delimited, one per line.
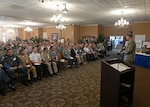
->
122, 31, 136, 64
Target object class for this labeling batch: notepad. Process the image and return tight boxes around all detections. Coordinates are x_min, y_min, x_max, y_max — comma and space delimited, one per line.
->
110, 63, 130, 72
121, 83, 131, 88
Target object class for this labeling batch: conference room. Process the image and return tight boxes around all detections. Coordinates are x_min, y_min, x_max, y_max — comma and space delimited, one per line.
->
0, 0, 150, 107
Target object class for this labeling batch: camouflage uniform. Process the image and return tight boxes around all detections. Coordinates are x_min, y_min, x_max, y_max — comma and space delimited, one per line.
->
124, 40, 136, 64
55, 45, 64, 53
49, 50, 59, 73
18, 55, 37, 80
142, 48, 150, 54
3, 54, 29, 85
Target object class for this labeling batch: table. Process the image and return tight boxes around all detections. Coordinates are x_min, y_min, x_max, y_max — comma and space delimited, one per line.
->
134, 53, 150, 69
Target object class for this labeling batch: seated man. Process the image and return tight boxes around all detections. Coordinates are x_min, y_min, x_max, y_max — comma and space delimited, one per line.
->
97, 43, 107, 57
29, 47, 42, 80
83, 43, 94, 61
49, 46, 60, 73
18, 49, 37, 83
3, 48, 29, 86
62, 45, 79, 68
142, 45, 150, 54
41, 47, 55, 76
70, 45, 80, 67
78, 43, 87, 64
0, 68, 16, 96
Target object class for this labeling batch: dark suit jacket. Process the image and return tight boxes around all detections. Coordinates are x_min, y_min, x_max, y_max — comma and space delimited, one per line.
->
71, 48, 76, 58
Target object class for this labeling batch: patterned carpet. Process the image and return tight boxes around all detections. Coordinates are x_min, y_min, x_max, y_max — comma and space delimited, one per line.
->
1, 50, 150, 107
0, 59, 103, 107
0, 50, 127, 107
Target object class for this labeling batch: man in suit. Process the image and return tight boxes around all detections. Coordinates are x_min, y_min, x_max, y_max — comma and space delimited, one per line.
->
70, 44, 81, 67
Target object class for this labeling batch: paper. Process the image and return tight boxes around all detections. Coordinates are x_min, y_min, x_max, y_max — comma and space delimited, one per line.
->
121, 83, 131, 88
135, 34, 145, 41
135, 40, 143, 49
60, 59, 65, 62
110, 63, 130, 72
70, 57, 74, 59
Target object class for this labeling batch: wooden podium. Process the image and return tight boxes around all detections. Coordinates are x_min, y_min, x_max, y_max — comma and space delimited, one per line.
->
100, 58, 135, 107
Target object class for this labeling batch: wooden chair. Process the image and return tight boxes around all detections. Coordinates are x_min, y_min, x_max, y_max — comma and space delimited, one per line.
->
57, 52, 68, 70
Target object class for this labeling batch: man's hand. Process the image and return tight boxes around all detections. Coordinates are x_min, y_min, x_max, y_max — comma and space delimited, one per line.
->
10, 66, 17, 70
18, 65, 23, 69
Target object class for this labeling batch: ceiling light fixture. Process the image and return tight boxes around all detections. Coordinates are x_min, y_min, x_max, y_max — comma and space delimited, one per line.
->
24, 26, 33, 32
114, 11, 129, 29
51, 5, 65, 23
56, 23, 66, 30
0, 26, 7, 33
50, 4, 66, 30
39, 0, 53, 3
63, 3, 69, 14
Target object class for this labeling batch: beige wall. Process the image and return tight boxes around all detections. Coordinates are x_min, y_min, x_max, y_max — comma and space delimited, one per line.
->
44, 27, 60, 41
18, 28, 41, 40
101, 25, 133, 37
74, 25, 80, 43
44, 25, 75, 43
17, 22, 150, 43
98, 24, 103, 34
0, 27, 18, 42
62, 25, 74, 43
80, 24, 99, 39
133, 22, 150, 41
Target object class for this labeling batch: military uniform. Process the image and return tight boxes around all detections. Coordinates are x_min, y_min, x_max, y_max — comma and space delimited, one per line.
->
50, 49, 60, 72
124, 40, 136, 64
18, 55, 37, 81
3, 54, 29, 85
41, 51, 54, 76
55, 45, 64, 53
78, 48, 87, 64
142, 48, 150, 54
50, 50, 57, 60
62, 48, 78, 68
0, 69, 8, 95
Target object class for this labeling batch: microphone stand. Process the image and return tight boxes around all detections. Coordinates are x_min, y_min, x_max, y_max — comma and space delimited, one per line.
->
117, 52, 122, 70
117, 46, 125, 71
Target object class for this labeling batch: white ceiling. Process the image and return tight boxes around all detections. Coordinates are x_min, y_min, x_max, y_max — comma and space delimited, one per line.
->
0, 0, 150, 28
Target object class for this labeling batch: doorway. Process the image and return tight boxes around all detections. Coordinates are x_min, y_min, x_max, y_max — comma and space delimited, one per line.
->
110, 36, 123, 49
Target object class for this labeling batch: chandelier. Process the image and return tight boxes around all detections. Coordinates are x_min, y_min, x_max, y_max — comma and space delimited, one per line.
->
51, 13, 65, 23
0, 27, 7, 33
24, 26, 33, 32
114, 11, 129, 29
51, 5, 66, 23
0, 27, 15, 34
51, 4, 67, 30
56, 23, 66, 30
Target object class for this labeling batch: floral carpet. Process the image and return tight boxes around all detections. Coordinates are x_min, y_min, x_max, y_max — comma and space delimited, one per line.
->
0, 60, 101, 107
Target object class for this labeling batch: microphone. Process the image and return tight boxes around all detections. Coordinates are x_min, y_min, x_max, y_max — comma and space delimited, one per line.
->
117, 46, 126, 55
120, 46, 126, 52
